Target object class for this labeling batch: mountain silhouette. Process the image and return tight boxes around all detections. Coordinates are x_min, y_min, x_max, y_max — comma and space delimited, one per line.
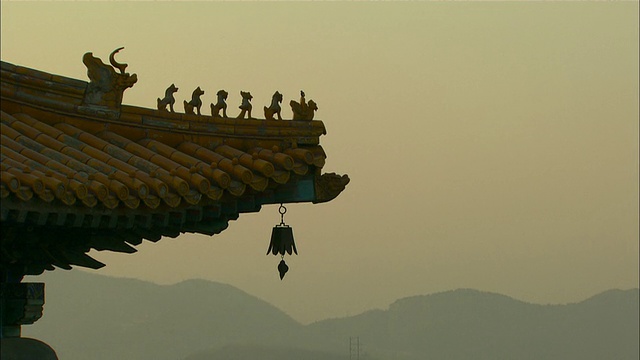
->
22, 271, 639, 360
185, 344, 349, 360
305, 288, 639, 360
23, 271, 303, 360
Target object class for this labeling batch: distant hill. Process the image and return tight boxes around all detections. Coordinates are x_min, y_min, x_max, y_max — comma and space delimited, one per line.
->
23, 271, 304, 360
22, 271, 639, 360
304, 288, 640, 360
185, 344, 349, 360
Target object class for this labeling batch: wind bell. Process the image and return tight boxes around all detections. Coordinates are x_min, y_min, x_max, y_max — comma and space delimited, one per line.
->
266, 204, 298, 280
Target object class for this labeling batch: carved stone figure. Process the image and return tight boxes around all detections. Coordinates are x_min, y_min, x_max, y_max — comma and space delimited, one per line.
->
82, 47, 137, 109
290, 90, 318, 121
210, 90, 229, 118
237, 91, 253, 119
303, 100, 318, 121
314, 173, 350, 204
183, 87, 205, 115
264, 91, 283, 120
157, 84, 179, 112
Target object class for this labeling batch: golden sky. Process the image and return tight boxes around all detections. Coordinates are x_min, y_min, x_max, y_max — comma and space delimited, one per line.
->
3, 1, 638, 324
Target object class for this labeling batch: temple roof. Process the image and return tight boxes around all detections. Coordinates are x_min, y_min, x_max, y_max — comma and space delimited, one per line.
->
0, 51, 348, 276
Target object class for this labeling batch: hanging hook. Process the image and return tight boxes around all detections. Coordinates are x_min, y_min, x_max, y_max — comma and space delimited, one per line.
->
279, 203, 287, 225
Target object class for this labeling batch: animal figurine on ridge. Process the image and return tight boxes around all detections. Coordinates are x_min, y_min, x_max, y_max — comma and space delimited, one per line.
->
210, 90, 229, 118
157, 84, 179, 112
237, 91, 253, 119
184, 87, 205, 115
290, 90, 318, 121
264, 91, 283, 120
82, 47, 137, 108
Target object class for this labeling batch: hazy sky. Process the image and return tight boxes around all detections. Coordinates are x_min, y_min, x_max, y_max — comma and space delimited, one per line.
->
3, 1, 638, 324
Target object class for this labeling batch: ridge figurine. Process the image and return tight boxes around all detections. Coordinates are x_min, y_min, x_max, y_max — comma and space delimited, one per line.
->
290, 90, 318, 121
210, 89, 229, 118
237, 91, 253, 119
157, 84, 179, 112
264, 91, 283, 121
184, 87, 205, 115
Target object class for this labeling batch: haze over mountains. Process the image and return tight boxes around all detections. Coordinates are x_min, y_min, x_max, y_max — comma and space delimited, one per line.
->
23, 271, 639, 360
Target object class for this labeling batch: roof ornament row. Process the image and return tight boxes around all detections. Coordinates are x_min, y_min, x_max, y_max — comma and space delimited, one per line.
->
157, 85, 318, 121
81, 48, 318, 121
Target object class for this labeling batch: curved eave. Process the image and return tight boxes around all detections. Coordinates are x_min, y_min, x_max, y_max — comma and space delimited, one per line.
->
0, 59, 349, 275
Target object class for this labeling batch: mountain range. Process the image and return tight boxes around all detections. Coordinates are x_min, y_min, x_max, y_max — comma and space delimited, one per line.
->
22, 270, 638, 360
